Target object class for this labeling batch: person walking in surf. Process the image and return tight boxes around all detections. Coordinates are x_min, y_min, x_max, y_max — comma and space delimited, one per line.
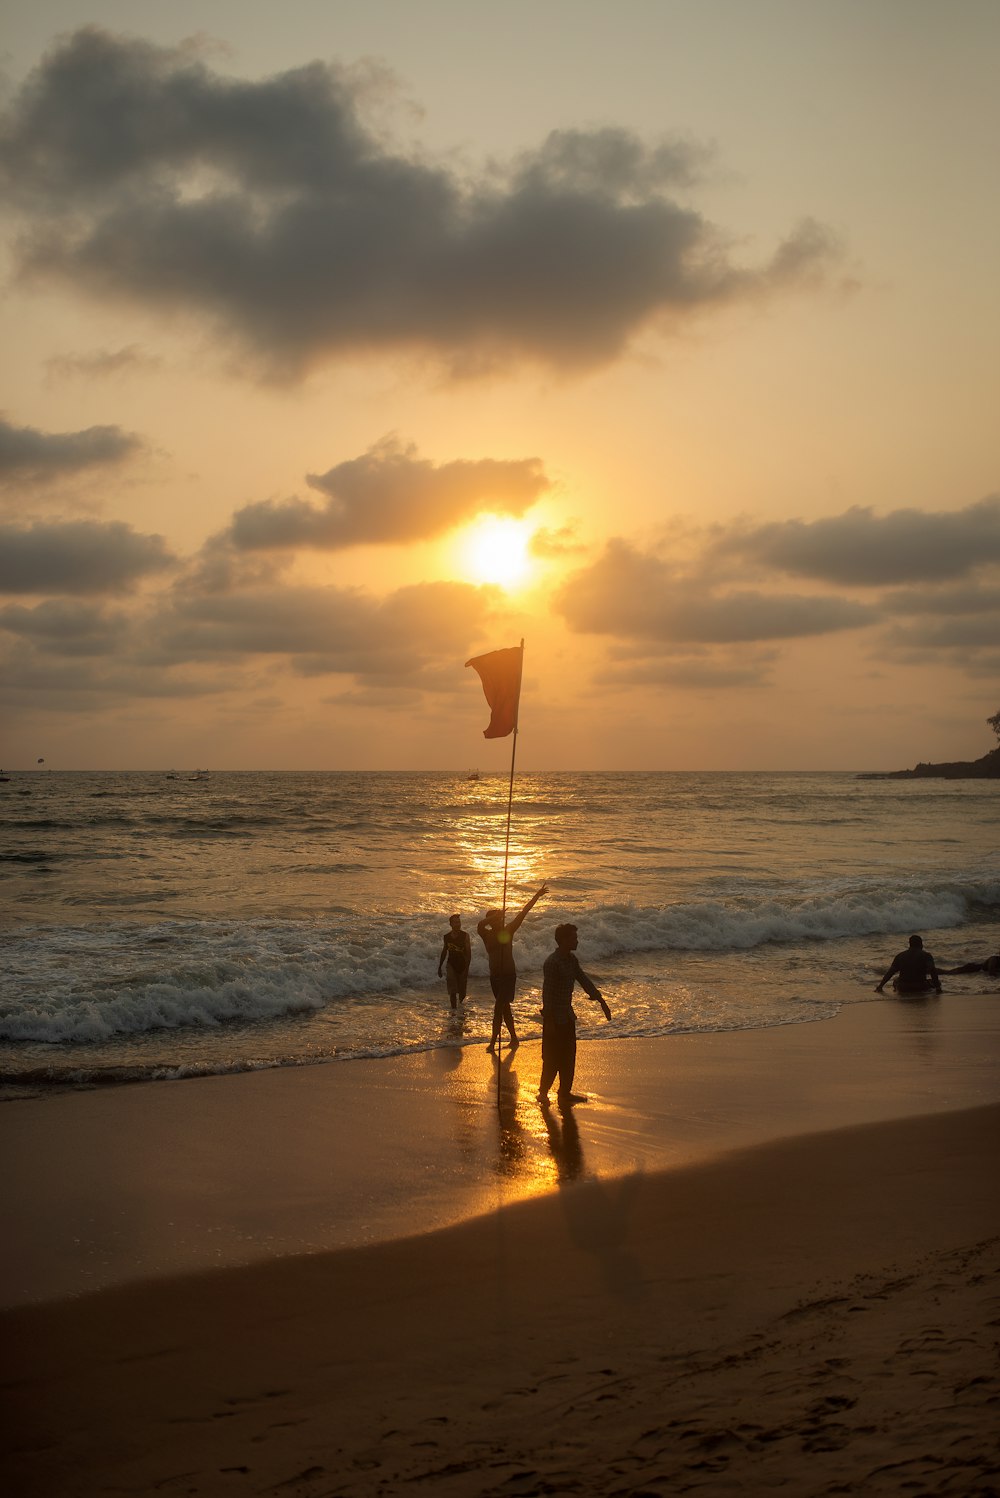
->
437, 914, 472, 1009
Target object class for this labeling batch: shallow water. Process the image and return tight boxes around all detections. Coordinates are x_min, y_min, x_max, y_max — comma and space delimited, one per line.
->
1, 770, 997, 1086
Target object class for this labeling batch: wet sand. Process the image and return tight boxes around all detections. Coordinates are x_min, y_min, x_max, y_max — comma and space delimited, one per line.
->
1, 993, 999, 1495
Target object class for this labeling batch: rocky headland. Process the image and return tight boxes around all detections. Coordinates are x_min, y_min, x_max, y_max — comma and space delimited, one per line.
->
859, 746, 1000, 780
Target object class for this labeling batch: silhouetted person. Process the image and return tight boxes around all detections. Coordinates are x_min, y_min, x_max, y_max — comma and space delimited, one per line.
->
478, 883, 547, 1050
537, 923, 611, 1103
938, 947, 1000, 977
875, 933, 942, 994
437, 914, 471, 1009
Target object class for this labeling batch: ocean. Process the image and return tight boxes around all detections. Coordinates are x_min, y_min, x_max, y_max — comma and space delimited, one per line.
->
1, 770, 997, 1091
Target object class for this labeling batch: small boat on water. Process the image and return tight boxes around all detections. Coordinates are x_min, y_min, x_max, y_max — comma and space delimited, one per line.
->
188, 769, 210, 781
467, 769, 481, 781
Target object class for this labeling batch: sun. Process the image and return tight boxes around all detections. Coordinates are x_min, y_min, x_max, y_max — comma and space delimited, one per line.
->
463, 517, 534, 588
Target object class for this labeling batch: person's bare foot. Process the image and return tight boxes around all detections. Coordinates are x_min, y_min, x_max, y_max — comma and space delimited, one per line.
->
557, 1091, 587, 1104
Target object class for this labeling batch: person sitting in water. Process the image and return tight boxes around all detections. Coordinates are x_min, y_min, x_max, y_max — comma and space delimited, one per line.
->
938, 947, 1000, 978
875, 934, 942, 994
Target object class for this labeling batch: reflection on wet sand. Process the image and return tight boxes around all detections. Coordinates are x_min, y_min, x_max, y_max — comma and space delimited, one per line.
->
493, 1047, 531, 1178
539, 1098, 584, 1183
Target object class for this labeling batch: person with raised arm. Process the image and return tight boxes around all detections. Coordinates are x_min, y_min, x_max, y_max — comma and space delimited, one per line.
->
477, 883, 548, 1051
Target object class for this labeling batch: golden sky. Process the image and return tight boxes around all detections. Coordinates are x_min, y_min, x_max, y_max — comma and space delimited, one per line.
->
1, 1, 998, 769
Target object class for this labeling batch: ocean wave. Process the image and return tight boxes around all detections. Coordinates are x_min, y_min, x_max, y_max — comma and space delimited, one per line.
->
0, 872, 994, 1047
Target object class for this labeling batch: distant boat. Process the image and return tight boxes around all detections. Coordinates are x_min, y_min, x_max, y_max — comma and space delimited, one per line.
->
0, 770, 9, 783
188, 769, 210, 781
467, 770, 481, 781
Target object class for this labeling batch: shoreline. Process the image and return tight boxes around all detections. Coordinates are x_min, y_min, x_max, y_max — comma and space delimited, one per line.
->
1, 990, 998, 1309
3, 1102, 998, 1496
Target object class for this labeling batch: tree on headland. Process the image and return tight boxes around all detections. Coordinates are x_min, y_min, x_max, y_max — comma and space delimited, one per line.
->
989, 709, 1000, 743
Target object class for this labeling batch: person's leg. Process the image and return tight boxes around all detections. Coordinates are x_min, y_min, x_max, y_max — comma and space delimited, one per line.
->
498, 973, 518, 1043
538, 1023, 559, 1097
488, 975, 503, 1045
556, 1023, 577, 1096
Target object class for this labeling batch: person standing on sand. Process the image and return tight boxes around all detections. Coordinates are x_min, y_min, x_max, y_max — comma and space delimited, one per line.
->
477, 883, 547, 1050
875, 933, 942, 994
437, 914, 472, 1009
537, 923, 611, 1104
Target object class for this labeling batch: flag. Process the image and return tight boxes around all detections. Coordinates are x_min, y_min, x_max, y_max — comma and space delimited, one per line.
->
466, 644, 523, 738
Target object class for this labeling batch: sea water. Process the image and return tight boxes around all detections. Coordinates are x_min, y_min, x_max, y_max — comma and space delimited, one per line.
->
1, 770, 997, 1088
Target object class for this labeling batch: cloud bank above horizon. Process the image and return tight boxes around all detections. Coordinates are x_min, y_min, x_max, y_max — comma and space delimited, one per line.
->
0, 26, 842, 381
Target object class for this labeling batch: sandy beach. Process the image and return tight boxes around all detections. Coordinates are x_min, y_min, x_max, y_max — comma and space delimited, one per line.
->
2, 993, 999, 1496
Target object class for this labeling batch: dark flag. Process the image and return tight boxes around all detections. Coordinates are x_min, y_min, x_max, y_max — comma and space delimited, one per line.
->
466, 645, 523, 738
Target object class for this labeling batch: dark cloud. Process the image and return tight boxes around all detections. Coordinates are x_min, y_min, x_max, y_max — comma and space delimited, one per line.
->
881, 581, 1000, 616
0, 519, 174, 594
151, 577, 496, 683
884, 615, 1000, 651
0, 28, 841, 379
0, 413, 144, 485
228, 436, 550, 550
44, 344, 162, 382
714, 496, 1000, 586
0, 566, 504, 715
0, 598, 128, 654
555, 538, 875, 644
0, 645, 229, 707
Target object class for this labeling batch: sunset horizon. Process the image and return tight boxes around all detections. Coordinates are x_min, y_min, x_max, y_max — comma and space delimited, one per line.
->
2, 2, 997, 773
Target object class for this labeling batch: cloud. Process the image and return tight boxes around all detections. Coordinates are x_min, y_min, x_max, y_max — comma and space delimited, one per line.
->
0, 598, 128, 654
44, 344, 162, 382
0, 564, 505, 715
0, 519, 175, 594
714, 496, 1000, 586
530, 524, 585, 558
881, 581, 1000, 616
594, 651, 774, 689
555, 538, 875, 644
0, 413, 144, 486
151, 577, 499, 685
0, 28, 841, 380
228, 436, 550, 550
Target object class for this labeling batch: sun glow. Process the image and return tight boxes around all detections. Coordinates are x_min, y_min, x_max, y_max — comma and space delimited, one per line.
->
463, 517, 534, 588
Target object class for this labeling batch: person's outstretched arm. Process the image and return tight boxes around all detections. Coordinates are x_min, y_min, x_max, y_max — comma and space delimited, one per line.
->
875, 956, 900, 993
508, 882, 549, 933
572, 955, 612, 1019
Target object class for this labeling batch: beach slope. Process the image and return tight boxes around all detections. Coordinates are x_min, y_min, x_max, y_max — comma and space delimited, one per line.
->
3, 1099, 998, 1497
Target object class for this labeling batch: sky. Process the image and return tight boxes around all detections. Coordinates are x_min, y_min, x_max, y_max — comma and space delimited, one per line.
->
1, 0, 998, 771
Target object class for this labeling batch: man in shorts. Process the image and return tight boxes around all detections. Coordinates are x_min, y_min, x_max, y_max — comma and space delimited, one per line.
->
537, 922, 611, 1104
437, 914, 471, 1009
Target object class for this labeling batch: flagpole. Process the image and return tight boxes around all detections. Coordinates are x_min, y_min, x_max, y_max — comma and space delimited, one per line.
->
499, 640, 524, 922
